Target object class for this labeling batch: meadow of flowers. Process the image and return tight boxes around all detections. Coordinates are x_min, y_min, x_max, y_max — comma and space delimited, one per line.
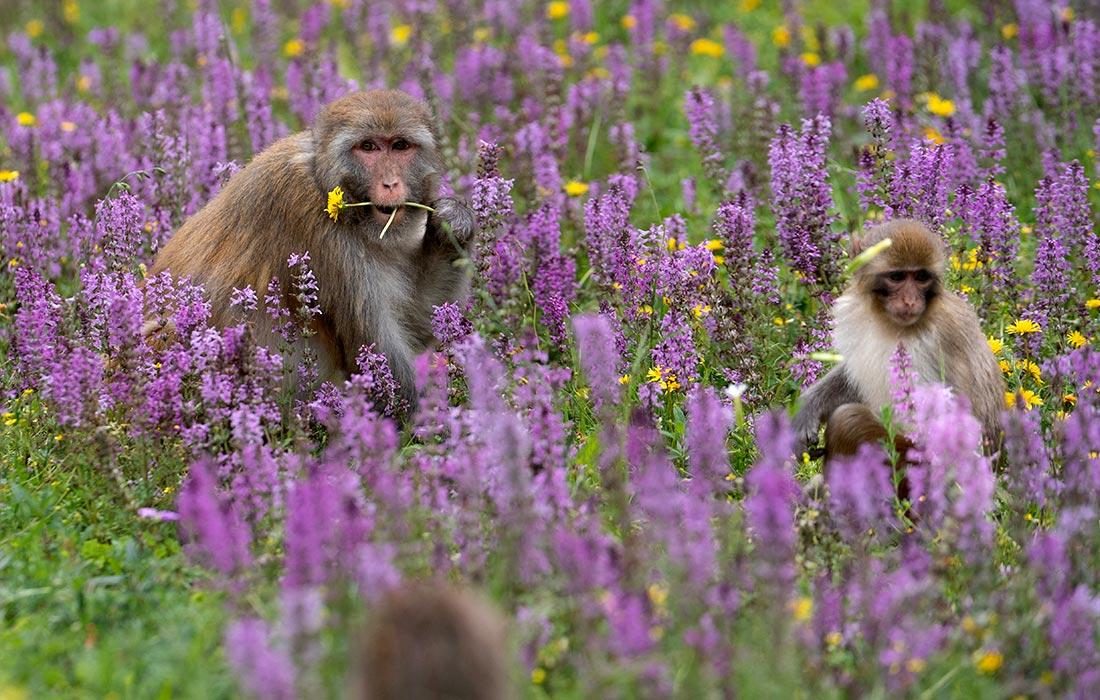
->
1, 0, 1099, 697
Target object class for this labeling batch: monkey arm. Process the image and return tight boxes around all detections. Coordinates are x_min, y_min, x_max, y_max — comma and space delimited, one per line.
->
425, 197, 475, 259
791, 365, 863, 456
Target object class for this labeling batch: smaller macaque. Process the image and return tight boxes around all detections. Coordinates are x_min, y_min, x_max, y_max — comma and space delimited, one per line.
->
359, 585, 512, 700
148, 89, 474, 413
793, 219, 1005, 460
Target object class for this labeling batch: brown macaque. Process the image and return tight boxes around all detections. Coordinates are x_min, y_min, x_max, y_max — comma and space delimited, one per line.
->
793, 218, 1005, 459
823, 402, 915, 506
359, 585, 513, 700
148, 90, 474, 413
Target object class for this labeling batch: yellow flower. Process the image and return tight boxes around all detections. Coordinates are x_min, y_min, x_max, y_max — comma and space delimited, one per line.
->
801, 52, 821, 67
1008, 389, 1043, 410
618, 375, 631, 385
646, 367, 663, 383
473, 27, 491, 43
975, 649, 1004, 674
906, 658, 927, 673
1068, 330, 1088, 348
690, 38, 725, 58
669, 13, 696, 32
231, 8, 248, 33
789, 596, 813, 622
704, 239, 724, 250
1016, 359, 1042, 382
772, 25, 790, 47
580, 31, 599, 45
0, 170, 19, 182
546, 1, 569, 19
76, 75, 92, 92
1061, 6, 1074, 21
692, 303, 712, 318
988, 337, 1004, 355
63, 0, 78, 23
25, 19, 44, 37
647, 583, 668, 608
1088, 299, 1100, 309
825, 631, 843, 647
1002, 23, 1018, 39
667, 237, 683, 251
563, 180, 589, 196
326, 186, 344, 221
391, 24, 412, 46
283, 38, 305, 57
854, 73, 879, 91
740, 0, 761, 10
530, 667, 547, 684
621, 15, 637, 30
923, 126, 944, 144
17, 112, 36, 127
1006, 319, 1042, 334
926, 93, 956, 116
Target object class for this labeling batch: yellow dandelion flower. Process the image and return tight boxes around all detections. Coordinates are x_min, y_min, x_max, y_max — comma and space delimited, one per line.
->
473, 27, 491, 43
772, 25, 790, 47
669, 13, 696, 32
284, 38, 305, 57
740, 0, 761, 10
646, 367, 663, 383
547, 1, 568, 19
1002, 23, 1018, 39
712, 255, 724, 264
1007, 319, 1042, 334
1068, 330, 1088, 348
639, 304, 653, 315
1063, 393, 1077, 406
826, 631, 843, 646
0, 170, 20, 182
1088, 299, 1100, 309
690, 38, 725, 57
774, 317, 785, 326
17, 112, 36, 127
621, 15, 637, 30
692, 303, 712, 318
326, 186, 344, 221
988, 337, 1004, 355
580, 31, 599, 45
801, 52, 821, 67
647, 583, 668, 607
976, 649, 1004, 674
854, 73, 879, 91
563, 180, 589, 196
618, 375, 631, 385
923, 126, 944, 144
531, 667, 547, 684
704, 239, 724, 250
26, 19, 44, 37
1013, 389, 1043, 410
1016, 359, 1042, 382
789, 596, 813, 622
926, 93, 956, 116
391, 24, 412, 46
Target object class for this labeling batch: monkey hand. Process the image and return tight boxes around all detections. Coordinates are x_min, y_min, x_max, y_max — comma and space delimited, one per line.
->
429, 197, 476, 249
791, 410, 823, 459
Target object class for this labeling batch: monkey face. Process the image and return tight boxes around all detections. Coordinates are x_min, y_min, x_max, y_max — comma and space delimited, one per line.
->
872, 267, 936, 327
353, 137, 417, 213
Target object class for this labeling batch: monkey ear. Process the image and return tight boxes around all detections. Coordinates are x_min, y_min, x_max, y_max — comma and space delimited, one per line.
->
848, 230, 866, 258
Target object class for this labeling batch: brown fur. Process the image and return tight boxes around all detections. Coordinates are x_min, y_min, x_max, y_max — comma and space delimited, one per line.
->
359, 585, 512, 700
793, 219, 1005, 457
823, 402, 914, 505
149, 90, 474, 412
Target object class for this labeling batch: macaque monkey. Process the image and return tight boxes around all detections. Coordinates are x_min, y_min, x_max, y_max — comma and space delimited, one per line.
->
148, 90, 474, 412
359, 585, 513, 700
793, 218, 1005, 459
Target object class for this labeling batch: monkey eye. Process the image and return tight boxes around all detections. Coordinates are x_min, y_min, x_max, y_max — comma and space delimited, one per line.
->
359, 140, 378, 151
888, 271, 906, 282
392, 139, 411, 151
915, 269, 932, 282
